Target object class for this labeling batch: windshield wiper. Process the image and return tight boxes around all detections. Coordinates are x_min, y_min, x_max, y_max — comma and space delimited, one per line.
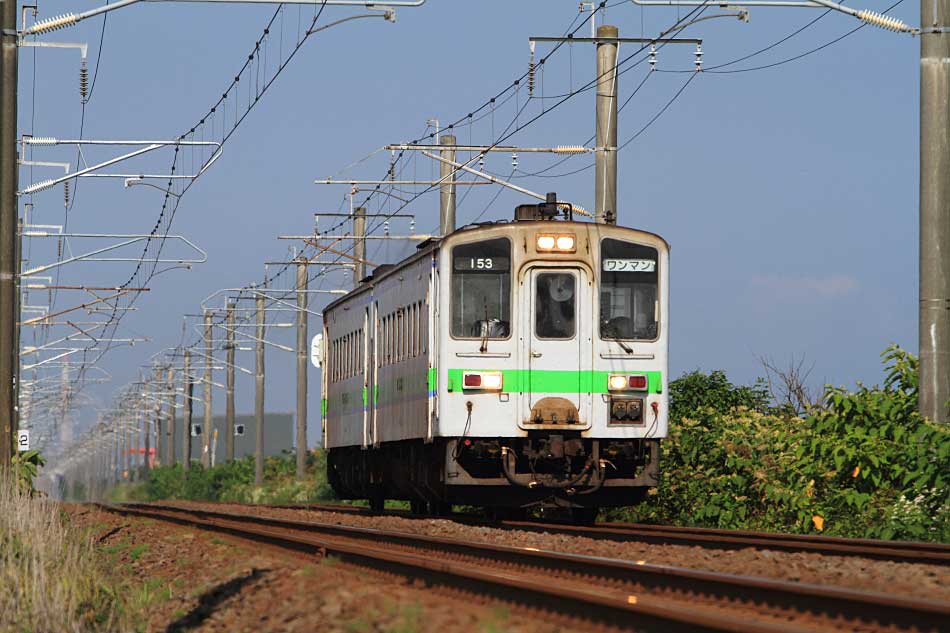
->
603, 322, 634, 354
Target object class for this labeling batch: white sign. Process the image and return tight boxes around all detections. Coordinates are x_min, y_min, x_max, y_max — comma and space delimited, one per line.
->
16, 429, 30, 452
310, 334, 324, 368
603, 258, 656, 273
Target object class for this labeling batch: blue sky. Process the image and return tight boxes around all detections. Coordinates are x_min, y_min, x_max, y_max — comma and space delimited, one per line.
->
18, 0, 919, 450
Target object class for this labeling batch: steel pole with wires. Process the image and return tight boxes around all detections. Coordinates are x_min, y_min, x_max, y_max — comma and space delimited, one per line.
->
0, 0, 19, 470
182, 350, 192, 471
201, 311, 213, 466
439, 135, 457, 234
295, 260, 308, 480
920, 0, 950, 423
165, 366, 175, 465
225, 302, 235, 461
254, 293, 266, 485
353, 207, 367, 286
595, 24, 619, 225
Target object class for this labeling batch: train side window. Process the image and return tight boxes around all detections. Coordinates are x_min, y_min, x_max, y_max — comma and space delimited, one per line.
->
600, 238, 659, 341
406, 303, 416, 358
535, 272, 576, 339
450, 238, 512, 339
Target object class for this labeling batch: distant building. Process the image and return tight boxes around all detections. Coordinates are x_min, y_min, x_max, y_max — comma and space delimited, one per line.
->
169, 413, 294, 465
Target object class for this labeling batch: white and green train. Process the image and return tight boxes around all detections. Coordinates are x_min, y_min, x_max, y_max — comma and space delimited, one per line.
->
320, 198, 669, 518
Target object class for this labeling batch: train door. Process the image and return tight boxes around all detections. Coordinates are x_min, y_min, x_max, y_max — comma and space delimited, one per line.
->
521, 267, 593, 427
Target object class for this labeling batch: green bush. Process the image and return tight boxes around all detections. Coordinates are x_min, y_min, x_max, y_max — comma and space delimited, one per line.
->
611, 346, 950, 542
115, 450, 337, 505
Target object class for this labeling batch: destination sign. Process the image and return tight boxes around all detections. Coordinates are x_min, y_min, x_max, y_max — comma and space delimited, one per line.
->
603, 258, 656, 272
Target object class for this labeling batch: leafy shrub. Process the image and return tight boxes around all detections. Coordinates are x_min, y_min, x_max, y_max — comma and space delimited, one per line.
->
612, 346, 950, 542
669, 369, 770, 421
12, 449, 45, 493
116, 450, 337, 505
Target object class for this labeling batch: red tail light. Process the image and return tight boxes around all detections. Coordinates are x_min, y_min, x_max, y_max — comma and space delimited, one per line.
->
628, 375, 648, 390
463, 374, 482, 387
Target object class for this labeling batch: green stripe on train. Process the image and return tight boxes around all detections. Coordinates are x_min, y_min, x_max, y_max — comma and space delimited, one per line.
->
324, 368, 663, 414
445, 369, 663, 394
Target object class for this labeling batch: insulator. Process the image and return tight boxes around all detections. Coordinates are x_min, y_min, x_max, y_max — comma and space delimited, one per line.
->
57, 237, 63, 259
79, 60, 89, 103
384, 220, 390, 236
511, 152, 518, 169
26, 178, 56, 193
409, 218, 416, 234
856, 10, 912, 32
63, 180, 70, 209
26, 137, 56, 145
527, 53, 536, 98
555, 145, 587, 154
479, 154, 485, 170
695, 44, 703, 72
649, 43, 657, 72
26, 13, 78, 35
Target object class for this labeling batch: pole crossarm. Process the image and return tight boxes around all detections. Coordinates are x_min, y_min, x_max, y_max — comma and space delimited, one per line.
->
628, 0, 914, 32
21, 290, 130, 326
421, 151, 593, 218
21, 0, 426, 36
383, 144, 594, 153
20, 234, 206, 276
18, 139, 223, 195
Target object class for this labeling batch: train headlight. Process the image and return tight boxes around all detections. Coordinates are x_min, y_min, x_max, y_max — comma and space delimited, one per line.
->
463, 371, 503, 391
536, 233, 576, 252
608, 375, 629, 391
608, 374, 649, 391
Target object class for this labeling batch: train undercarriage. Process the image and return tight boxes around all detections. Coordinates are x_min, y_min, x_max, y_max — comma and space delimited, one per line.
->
327, 435, 659, 517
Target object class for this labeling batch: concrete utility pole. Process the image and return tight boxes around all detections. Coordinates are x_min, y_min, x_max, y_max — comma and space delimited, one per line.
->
295, 261, 308, 480
920, 0, 950, 423
225, 302, 235, 461
131, 405, 139, 481
182, 350, 192, 471
595, 24, 618, 225
0, 0, 18, 471
353, 206, 367, 286
254, 293, 265, 485
201, 311, 213, 467
152, 369, 162, 467
439, 134, 457, 234
142, 393, 150, 474
165, 366, 175, 465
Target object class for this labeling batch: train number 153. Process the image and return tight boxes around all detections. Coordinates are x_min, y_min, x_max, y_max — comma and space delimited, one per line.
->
471, 258, 493, 269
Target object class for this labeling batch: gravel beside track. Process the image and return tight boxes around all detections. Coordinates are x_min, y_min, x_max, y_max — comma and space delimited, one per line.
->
163, 500, 950, 603
262, 502, 950, 565
103, 502, 950, 633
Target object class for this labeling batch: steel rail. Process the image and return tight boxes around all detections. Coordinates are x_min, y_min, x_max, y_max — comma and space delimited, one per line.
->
100, 502, 949, 633
263, 501, 950, 566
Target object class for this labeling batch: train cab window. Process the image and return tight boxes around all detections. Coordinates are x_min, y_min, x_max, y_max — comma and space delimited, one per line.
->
600, 238, 659, 341
535, 272, 576, 339
451, 238, 511, 339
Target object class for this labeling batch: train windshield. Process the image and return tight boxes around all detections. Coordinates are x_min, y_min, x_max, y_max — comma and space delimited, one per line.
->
600, 238, 659, 340
451, 238, 511, 338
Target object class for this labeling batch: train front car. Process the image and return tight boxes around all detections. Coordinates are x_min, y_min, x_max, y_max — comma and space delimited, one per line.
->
440, 209, 668, 513
322, 200, 669, 516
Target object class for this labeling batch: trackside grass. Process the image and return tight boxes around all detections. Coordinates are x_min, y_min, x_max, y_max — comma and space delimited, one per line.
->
0, 481, 120, 632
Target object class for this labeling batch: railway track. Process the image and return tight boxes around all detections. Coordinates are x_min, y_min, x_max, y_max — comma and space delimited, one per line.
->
100, 502, 949, 633
255, 501, 950, 566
